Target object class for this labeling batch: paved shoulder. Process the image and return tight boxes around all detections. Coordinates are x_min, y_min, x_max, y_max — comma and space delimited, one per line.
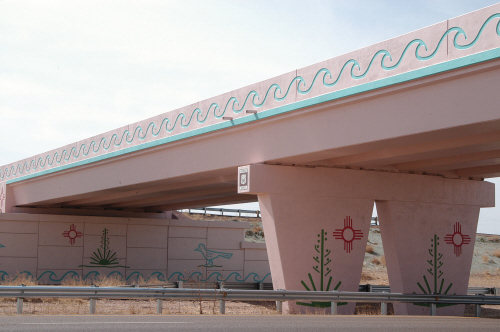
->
0, 315, 498, 332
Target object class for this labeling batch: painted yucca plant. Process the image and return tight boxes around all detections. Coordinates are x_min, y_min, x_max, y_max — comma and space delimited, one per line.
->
90, 229, 119, 266
81, 228, 129, 268
413, 234, 455, 308
297, 229, 346, 308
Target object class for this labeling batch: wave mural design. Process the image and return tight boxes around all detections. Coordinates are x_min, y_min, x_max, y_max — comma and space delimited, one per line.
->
1, 14, 499, 181
167, 271, 271, 283
0, 270, 270, 283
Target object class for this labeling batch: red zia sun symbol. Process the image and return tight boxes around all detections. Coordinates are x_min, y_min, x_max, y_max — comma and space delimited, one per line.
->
332, 216, 363, 253
63, 224, 83, 245
444, 222, 471, 257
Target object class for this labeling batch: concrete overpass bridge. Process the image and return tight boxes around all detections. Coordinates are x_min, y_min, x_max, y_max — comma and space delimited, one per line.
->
1, 4, 500, 316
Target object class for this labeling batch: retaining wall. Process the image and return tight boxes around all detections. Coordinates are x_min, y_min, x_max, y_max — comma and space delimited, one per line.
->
0, 213, 271, 284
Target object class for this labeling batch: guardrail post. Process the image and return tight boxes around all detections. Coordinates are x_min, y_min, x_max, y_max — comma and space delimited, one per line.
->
258, 282, 264, 290
475, 303, 481, 317
219, 286, 226, 314
380, 291, 387, 315
17, 284, 25, 315
219, 299, 226, 314
475, 294, 484, 317
276, 289, 284, 315
89, 298, 96, 315
276, 300, 282, 315
367, 284, 373, 293
157, 299, 163, 314
177, 280, 183, 289
430, 303, 436, 316
494, 287, 499, 296
331, 301, 337, 315
157, 286, 164, 315
16, 298, 23, 314
330, 290, 337, 315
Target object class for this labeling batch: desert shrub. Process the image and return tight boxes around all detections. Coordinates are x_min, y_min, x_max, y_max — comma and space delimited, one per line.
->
360, 271, 374, 281
371, 257, 380, 265
487, 236, 500, 243
380, 256, 386, 266
252, 225, 263, 233
0, 273, 38, 286
492, 250, 500, 259
366, 245, 375, 254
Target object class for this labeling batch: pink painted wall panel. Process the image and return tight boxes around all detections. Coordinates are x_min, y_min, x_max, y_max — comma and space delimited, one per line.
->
0, 234, 38, 257
126, 248, 168, 270
0, 213, 272, 284
39, 222, 84, 247
126, 225, 168, 248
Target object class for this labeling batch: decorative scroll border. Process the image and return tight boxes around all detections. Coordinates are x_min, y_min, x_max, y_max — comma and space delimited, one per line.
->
0, 270, 271, 283
2, 14, 499, 183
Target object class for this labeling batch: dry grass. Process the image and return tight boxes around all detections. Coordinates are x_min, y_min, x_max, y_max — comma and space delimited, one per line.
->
487, 235, 500, 243
355, 303, 394, 315
380, 255, 386, 266
492, 249, 500, 258
360, 271, 375, 281
252, 225, 263, 233
482, 254, 492, 263
365, 245, 375, 254
0, 273, 38, 286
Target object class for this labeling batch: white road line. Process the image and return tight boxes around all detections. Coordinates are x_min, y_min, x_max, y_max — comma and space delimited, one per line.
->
21, 322, 190, 325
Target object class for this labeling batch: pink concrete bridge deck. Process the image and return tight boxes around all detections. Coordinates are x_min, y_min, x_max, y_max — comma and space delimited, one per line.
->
1, 4, 499, 214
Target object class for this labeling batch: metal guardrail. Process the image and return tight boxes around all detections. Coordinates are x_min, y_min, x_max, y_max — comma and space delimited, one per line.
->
358, 285, 498, 295
118, 281, 497, 295
181, 208, 380, 225
2, 285, 499, 316
182, 207, 261, 217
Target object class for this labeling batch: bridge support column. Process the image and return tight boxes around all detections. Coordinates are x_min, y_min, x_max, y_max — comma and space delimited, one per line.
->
238, 164, 494, 315
239, 165, 374, 314
376, 200, 480, 316
0, 182, 14, 214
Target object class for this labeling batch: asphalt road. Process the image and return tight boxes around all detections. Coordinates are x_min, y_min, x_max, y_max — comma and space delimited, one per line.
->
0, 315, 498, 332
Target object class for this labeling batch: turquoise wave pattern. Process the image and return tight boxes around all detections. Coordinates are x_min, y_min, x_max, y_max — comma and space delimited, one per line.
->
0, 271, 34, 281
167, 271, 271, 283
34, 270, 167, 283
0, 270, 270, 283
1, 14, 499, 181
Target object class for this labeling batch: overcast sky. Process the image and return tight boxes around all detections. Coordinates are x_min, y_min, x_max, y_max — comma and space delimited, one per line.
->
1, 0, 499, 233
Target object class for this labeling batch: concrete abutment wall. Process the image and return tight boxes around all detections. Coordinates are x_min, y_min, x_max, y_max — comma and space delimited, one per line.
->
0, 214, 271, 284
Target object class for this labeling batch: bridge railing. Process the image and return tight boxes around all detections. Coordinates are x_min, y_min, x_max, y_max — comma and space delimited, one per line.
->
180, 208, 380, 225
180, 207, 261, 217
2, 285, 498, 316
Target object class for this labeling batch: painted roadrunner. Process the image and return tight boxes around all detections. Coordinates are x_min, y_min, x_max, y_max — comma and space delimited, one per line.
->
195, 243, 233, 267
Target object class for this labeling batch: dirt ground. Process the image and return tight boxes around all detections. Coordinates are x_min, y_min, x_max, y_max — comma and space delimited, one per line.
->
0, 298, 277, 316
